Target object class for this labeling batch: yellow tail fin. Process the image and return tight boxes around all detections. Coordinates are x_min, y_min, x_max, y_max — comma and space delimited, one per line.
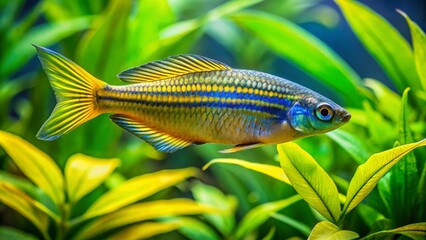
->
34, 45, 106, 140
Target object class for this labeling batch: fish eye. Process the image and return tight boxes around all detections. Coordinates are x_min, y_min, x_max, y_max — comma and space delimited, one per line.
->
315, 103, 334, 121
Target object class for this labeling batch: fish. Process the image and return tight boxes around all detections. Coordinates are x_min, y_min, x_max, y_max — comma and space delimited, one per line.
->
34, 45, 351, 153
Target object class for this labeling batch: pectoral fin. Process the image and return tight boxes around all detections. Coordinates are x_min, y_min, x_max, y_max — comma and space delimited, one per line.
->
110, 114, 192, 153
219, 143, 266, 153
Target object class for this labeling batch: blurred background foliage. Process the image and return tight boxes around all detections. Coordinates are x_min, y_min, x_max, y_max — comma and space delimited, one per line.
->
0, 0, 425, 239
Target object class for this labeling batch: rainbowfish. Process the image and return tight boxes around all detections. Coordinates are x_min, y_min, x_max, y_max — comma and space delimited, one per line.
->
34, 45, 351, 153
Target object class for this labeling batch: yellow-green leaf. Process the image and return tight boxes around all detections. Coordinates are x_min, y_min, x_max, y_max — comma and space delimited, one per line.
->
77, 199, 218, 239
342, 138, 426, 216
65, 154, 119, 204
361, 222, 426, 240
0, 181, 49, 235
171, 217, 220, 240
335, 0, 420, 92
109, 221, 181, 240
308, 221, 359, 240
398, 10, 426, 91
235, 195, 301, 239
203, 158, 290, 185
83, 168, 197, 219
0, 131, 64, 205
278, 143, 341, 223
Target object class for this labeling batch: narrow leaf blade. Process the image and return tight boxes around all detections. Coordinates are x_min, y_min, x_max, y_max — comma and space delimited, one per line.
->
65, 154, 120, 204
235, 195, 301, 239
78, 199, 218, 239
83, 168, 197, 219
109, 221, 181, 240
362, 222, 426, 240
230, 11, 363, 106
203, 158, 290, 185
0, 131, 64, 205
398, 10, 426, 91
343, 138, 426, 215
335, 0, 420, 91
278, 143, 341, 223
0, 181, 49, 234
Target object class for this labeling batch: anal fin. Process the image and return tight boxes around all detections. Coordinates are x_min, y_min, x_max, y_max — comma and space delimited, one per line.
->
219, 143, 266, 153
110, 114, 192, 153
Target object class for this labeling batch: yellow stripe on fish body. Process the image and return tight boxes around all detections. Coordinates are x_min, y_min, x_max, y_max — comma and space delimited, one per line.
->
35, 47, 350, 153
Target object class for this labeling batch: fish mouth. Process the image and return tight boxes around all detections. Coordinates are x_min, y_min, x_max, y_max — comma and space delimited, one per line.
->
340, 112, 351, 123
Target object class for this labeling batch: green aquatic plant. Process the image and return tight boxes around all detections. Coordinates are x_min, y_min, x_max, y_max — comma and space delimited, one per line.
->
205, 136, 426, 239
0, 131, 220, 240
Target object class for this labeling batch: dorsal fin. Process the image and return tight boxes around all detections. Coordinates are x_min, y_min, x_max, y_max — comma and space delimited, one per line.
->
117, 54, 231, 83
110, 114, 192, 153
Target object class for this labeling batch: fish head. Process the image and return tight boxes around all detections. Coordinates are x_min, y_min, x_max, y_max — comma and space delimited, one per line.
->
287, 96, 351, 136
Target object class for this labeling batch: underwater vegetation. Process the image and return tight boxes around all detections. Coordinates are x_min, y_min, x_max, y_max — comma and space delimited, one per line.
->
0, 0, 425, 239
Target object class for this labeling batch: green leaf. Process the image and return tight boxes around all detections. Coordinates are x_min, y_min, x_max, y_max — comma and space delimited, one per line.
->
0, 131, 64, 206
364, 79, 401, 123
203, 158, 290, 185
308, 221, 359, 240
342, 138, 426, 216
82, 168, 197, 219
173, 217, 221, 240
388, 88, 418, 225
77, 0, 131, 81
230, 11, 363, 107
235, 195, 301, 239
0, 226, 38, 240
398, 10, 426, 91
109, 221, 181, 240
0, 181, 49, 237
77, 199, 219, 239
192, 182, 236, 236
65, 154, 120, 204
361, 222, 426, 240
335, 0, 420, 92
277, 143, 341, 223
327, 129, 371, 164
270, 213, 311, 236
0, 16, 92, 79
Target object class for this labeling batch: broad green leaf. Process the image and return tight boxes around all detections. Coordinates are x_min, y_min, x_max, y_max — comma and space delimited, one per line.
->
173, 217, 221, 240
83, 168, 197, 219
0, 131, 64, 205
364, 79, 401, 122
398, 10, 426, 91
203, 158, 290, 185
109, 221, 181, 240
327, 129, 371, 164
0, 227, 38, 240
335, 0, 420, 92
361, 222, 426, 240
389, 88, 418, 225
0, 181, 49, 236
308, 221, 359, 240
65, 154, 120, 204
277, 143, 341, 223
192, 182, 236, 236
77, 199, 219, 239
1, 16, 92, 79
342, 138, 426, 216
235, 195, 301, 239
230, 11, 363, 107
